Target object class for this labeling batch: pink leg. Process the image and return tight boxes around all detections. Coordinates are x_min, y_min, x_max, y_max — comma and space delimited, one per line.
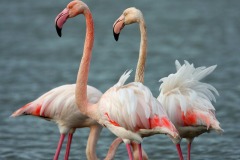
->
187, 142, 191, 160
137, 143, 143, 160
54, 134, 65, 160
64, 133, 73, 160
176, 144, 184, 160
126, 144, 133, 160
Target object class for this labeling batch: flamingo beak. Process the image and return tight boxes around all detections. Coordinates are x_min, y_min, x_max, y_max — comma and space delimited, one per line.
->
55, 8, 69, 37
113, 15, 125, 41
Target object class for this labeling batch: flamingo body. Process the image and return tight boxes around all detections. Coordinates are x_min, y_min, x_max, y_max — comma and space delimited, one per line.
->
11, 83, 102, 160
12, 84, 101, 128
158, 60, 223, 133
98, 71, 179, 143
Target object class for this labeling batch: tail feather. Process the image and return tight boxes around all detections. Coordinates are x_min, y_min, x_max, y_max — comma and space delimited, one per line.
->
11, 103, 32, 117
149, 115, 179, 138
11, 102, 42, 117
115, 70, 132, 87
214, 127, 224, 134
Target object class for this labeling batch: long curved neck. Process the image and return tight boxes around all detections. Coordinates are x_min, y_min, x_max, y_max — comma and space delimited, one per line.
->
104, 138, 123, 160
86, 125, 102, 160
134, 18, 147, 83
75, 9, 94, 114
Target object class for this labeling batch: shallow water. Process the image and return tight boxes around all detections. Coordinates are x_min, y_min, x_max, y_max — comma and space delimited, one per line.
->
1, 0, 240, 159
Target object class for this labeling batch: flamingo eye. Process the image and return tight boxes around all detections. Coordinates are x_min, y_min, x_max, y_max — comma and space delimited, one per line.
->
68, 4, 73, 9
67, 1, 77, 9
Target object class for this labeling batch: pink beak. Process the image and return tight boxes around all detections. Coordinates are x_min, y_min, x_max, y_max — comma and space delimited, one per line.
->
55, 8, 69, 37
113, 15, 125, 41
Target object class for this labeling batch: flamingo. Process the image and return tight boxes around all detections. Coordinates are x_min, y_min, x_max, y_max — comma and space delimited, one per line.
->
158, 60, 224, 160
55, 1, 180, 160
12, 3, 104, 159
11, 85, 103, 160
111, 7, 184, 160
110, 7, 148, 160
105, 7, 148, 159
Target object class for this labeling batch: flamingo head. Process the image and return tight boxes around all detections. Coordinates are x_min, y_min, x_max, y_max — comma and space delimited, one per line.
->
113, 7, 143, 41
55, 0, 89, 37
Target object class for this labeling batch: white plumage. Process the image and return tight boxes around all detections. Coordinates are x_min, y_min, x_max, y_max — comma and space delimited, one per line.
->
158, 60, 222, 130
11, 84, 103, 159
158, 60, 223, 160
98, 70, 179, 144
12, 84, 102, 127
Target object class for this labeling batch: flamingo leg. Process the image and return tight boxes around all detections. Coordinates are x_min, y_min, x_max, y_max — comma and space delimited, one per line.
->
137, 143, 143, 160
54, 134, 65, 160
176, 144, 184, 160
64, 133, 73, 160
187, 142, 192, 160
126, 144, 133, 160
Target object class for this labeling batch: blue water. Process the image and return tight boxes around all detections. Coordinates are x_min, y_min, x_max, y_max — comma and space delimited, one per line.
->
1, 0, 240, 159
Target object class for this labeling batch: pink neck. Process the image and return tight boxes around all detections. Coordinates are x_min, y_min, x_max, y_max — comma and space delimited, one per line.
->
75, 9, 94, 114
135, 19, 147, 83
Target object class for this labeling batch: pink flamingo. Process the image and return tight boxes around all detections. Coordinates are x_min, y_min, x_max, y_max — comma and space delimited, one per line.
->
111, 7, 184, 160
12, 2, 105, 158
55, 1, 180, 160
11, 84, 102, 160
106, 7, 148, 159
158, 60, 223, 160
111, 7, 148, 160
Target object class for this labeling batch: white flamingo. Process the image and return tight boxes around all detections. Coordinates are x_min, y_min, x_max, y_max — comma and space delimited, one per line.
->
158, 60, 223, 160
111, 7, 184, 160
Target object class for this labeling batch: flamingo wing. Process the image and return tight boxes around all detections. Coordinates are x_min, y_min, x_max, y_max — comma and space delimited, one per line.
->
11, 84, 102, 120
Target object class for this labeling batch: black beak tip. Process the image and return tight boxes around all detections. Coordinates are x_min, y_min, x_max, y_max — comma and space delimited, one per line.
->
113, 30, 119, 41
56, 24, 62, 37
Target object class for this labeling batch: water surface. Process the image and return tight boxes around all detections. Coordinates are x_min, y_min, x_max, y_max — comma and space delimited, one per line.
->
1, 0, 240, 159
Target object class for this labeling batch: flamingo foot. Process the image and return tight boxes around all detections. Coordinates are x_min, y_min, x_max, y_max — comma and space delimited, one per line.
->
54, 134, 65, 160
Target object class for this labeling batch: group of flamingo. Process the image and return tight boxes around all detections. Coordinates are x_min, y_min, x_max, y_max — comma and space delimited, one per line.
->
11, 0, 223, 160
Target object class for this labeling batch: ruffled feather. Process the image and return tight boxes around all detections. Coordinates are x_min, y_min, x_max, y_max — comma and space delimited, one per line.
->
158, 60, 222, 132
159, 60, 218, 114
100, 71, 169, 132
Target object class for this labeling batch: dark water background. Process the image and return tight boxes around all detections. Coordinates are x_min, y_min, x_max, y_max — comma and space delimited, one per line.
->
1, 0, 240, 159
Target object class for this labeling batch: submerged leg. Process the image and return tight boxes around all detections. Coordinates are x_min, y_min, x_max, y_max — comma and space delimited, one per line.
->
54, 134, 65, 160
64, 133, 73, 160
176, 143, 184, 160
